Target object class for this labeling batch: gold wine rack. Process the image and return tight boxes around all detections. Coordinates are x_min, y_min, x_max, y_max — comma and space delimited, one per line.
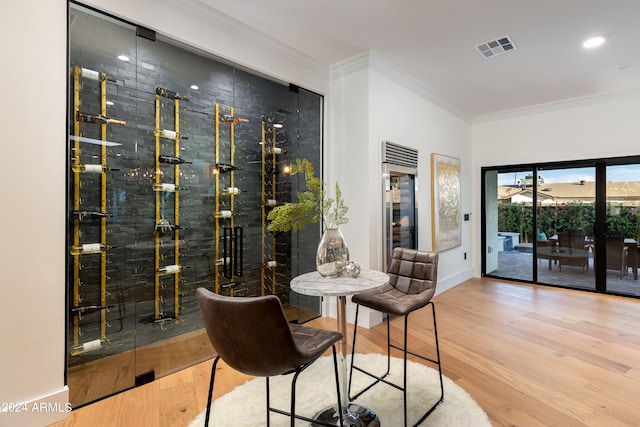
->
70, 65, 125, 355
213, 104, 246, 295
154, 86, 189, 322
260, 116, 282, 295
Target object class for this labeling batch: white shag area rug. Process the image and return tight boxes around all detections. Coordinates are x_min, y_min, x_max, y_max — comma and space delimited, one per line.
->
189, 353, 492, 427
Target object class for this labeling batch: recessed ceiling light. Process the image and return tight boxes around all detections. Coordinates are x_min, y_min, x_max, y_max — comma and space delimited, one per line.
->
117, 54, 130, 61
583, 36, 605, 48
190, 84, 199, 90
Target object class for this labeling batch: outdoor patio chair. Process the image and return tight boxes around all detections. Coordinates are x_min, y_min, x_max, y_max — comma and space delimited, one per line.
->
605, 235, 628, 279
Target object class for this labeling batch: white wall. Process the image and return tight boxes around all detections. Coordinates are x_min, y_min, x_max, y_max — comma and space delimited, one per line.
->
0, 1, 69, 426
327, 66, 374, 268
330, 53, 474, 296
471, 94, 640, 277
325, 56, 473, 327
368, 65, 473, 293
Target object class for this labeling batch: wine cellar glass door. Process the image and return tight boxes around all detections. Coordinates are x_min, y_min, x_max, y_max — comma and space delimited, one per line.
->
67, 8, 139, 406
68, 2, 324, 407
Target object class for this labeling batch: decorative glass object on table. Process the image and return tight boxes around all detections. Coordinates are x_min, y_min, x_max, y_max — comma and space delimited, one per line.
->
316, 228, 349, 278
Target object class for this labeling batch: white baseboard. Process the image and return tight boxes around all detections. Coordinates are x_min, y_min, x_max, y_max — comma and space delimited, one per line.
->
0, 386, 70, 427
435, 268, 473, 296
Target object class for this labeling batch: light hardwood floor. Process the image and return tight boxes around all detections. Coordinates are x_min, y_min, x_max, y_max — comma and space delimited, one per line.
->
51, 278, 640, 426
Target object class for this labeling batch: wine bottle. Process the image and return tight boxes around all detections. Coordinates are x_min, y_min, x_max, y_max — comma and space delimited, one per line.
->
152, 183, 187, 192
158, 155, 191, 165
220, 281, 238, 290
263, 199, 278, 207
73, 210, 111, 220
71, 305, 110, 315
71, 339, 103, 356
72, 164, 120, 173
220, 187, 244, 195
76, 111, 126, 126
214, 210, 234, 218
156, 86, 188, 101
212, 163, 240, 174
157, 264, 182, 275
221, 114, 249, 124
79, 67, 104, 81
265, 146, 282, 155
264, 260, 277, 268
157, 129, 189, 140
70, 243, 115, 255
154, 219, 187, 233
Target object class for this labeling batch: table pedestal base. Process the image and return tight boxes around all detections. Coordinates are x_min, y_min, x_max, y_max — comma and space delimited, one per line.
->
312, 403, 380, 427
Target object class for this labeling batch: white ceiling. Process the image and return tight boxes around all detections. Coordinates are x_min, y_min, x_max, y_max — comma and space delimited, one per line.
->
199, 0, 640, 119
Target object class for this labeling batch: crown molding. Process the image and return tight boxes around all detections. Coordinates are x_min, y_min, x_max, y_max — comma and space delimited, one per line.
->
473, 87, 640, 124
191, 0, 326, 72
328, 49, 640, 126
189, 0, 330, 91
329, 51, 371, 79
329, 50, 473, 123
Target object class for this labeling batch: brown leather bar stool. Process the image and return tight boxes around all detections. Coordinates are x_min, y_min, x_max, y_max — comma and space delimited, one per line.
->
348, 248, 444, 427
196, 288, 343, 427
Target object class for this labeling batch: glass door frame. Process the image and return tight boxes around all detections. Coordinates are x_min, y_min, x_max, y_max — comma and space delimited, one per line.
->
594, 161, 606, 293
482, 155, 640, 298
481, 166, 536, 283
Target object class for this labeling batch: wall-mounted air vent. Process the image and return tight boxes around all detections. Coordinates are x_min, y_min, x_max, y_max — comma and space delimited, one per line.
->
475, 35, 517, 59
382, 140, 418, 168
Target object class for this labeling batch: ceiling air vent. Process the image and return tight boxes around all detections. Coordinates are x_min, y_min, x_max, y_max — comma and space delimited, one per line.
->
475, 35, 517, 59
382, 141, 418, 169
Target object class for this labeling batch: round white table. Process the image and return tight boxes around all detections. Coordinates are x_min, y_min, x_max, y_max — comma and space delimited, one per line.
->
291, 269, 389, 427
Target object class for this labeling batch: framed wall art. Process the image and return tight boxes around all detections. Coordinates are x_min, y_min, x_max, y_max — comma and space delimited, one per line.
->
430, 153, 461, 252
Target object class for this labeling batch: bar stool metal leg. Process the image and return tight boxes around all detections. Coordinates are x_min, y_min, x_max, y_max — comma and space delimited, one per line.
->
349, 302, 444, 427
204, 356, 221, 427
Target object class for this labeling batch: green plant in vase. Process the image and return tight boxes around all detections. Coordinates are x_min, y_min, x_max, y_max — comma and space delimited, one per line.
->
267, 159, 348, 232
267, 158, 349, 277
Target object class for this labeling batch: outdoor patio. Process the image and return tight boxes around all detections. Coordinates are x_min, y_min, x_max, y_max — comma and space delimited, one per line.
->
488, 249, 640, 297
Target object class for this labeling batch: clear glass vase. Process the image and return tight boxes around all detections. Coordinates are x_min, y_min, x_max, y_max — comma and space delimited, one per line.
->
316, 228, 349, 277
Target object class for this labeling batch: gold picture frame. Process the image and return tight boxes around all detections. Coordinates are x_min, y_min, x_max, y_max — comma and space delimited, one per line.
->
431, 153, 461, 252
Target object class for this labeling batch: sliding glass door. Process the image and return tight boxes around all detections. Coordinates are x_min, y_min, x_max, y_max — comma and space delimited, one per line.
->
483, 168, 534, 282
482, 157, 640, 298
535, 165, 595, 291
604, 163, 640, 296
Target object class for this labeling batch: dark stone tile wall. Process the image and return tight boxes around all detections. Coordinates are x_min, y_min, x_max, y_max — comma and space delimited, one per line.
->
67, 4, 321, 389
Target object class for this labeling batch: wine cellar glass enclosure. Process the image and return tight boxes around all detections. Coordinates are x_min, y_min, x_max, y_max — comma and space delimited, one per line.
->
67, 2, 323, 407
